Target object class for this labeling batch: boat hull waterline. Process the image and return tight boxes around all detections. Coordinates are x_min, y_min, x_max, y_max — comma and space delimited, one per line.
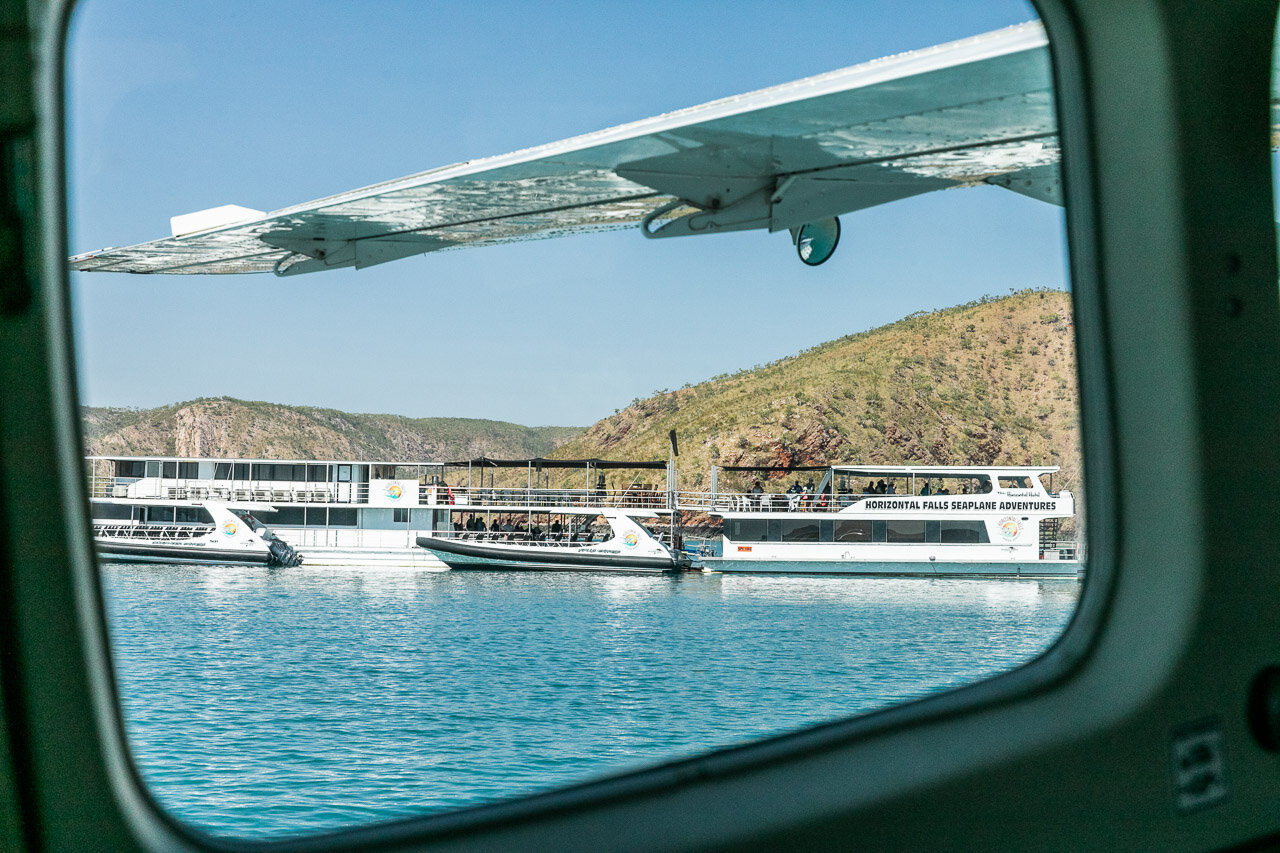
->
701, 557, 1081, 577
416, 536, 679, 573
95, 541, 280, 566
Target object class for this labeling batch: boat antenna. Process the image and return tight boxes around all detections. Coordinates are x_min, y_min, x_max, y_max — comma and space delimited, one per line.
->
668, 430, 684, 565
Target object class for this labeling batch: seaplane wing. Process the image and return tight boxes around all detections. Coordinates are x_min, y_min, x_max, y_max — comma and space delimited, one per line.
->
71, 22, 1061, 277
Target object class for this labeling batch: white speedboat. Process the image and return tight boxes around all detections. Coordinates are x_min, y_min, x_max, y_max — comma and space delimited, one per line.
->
94, 501, 302, 567
417, 510, 690, 573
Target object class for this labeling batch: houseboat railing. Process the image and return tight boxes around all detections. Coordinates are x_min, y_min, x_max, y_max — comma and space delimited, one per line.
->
675, 490, 854, 512
85, 476, 669, 511
423, 529, 614, 546
426, 487, 666, 510
674, 488, 1069, 513
93, 523, 214, 540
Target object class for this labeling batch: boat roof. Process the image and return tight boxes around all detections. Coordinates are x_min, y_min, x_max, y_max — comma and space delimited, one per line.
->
90, 497, 280, 512
829, 464, 1060, 474
86, 454, 667, 470
718, 463, 1059, 475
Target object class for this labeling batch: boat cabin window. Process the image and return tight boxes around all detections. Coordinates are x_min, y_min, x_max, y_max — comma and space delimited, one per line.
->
252, 463, 308, 482
885, 520, 928, 542
336, 465, 352, 483
113, 460, 144, 478
307, 464, 330, 482
940, 521, 991, 543
726, 519, 769, 541
732, 518, 993, 545
834, 520, 874, 542
329, 508, 357, 527
144, 506, 174, 524
160, 462, 175, 478
998, 476, 1035, 489
272, 508, 305, 525
780, 520, 820, 542
92, 502, 132, 521
174, 507, 212, 524
230, 510, 260, 528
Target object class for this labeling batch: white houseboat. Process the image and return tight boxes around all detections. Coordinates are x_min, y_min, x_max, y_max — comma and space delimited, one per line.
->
679, 464, 1079, 577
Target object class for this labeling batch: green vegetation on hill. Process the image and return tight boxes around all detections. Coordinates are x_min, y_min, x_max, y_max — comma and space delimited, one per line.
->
81, 397, 582, 461
552, 289, 1080, 495
81, 291, 1081, 506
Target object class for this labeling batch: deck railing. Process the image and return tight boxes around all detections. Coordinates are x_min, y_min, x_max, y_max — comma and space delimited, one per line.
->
85, 476, 670, 511
423, 529, 613, 546
86, 478, 370, 504
429, 487, 666, 510
675, 490, 854, 513
92, 523, 214, 540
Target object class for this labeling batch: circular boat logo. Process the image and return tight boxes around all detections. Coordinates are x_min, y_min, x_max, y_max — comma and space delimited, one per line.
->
386, 484, 403, 500
623, 532, 638, 548
222, 521, 237, 536
998, 516, 1023, 541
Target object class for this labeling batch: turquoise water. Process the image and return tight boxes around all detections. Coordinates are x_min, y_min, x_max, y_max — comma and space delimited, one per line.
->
100, 565, 1080, 839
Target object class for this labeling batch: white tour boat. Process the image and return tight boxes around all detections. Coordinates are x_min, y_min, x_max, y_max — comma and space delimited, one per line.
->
416, 509, 691, 573
93, 500, 302, 567
685, 464, 1078, 577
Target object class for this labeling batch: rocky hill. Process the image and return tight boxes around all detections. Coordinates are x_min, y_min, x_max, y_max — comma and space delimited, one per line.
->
81, 290, 1081, 503
551, 289, 1080, 494
81, 398, 583, 461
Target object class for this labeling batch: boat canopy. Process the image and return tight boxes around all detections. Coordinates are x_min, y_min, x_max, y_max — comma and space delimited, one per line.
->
443, 457, 668, 470
718, 464, 830, 472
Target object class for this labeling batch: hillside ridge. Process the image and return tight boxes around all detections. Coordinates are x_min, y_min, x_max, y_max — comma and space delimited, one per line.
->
82, 397, 583, 461
83, 290, 1080, 499
552, 288, 1079, 493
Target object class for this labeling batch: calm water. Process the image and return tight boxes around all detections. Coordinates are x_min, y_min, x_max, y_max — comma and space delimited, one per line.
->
100, 565, 1080, 839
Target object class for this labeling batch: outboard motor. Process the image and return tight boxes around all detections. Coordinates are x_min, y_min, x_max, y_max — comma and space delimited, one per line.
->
267, 537, 302, 568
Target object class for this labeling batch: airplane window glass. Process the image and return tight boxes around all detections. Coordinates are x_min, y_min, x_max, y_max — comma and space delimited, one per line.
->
67, 0, 1085, 840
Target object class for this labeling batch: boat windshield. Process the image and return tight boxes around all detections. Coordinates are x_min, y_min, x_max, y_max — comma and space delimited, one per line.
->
231, 510, 262, 529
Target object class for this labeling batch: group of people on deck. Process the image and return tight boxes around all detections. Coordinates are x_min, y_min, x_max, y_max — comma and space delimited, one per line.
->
749, 479, 825, 511
454, 514, 595, 542
742, 474, 1001, 510
861, 479, 898, 495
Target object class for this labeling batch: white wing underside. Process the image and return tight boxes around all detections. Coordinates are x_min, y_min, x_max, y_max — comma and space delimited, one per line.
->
72, 22, 1064, 276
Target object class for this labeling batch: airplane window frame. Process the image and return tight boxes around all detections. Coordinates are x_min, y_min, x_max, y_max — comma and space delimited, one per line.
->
5, 0, 1277, 849
32, 0, 1110, 844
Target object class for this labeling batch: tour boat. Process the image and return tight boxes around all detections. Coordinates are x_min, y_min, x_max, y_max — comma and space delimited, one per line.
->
684, 464, 1078, 577
93, 500, 302, 567
416, 509, 691, 573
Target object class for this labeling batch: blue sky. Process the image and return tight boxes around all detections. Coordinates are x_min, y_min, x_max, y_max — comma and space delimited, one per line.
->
66, 0, 1065, 426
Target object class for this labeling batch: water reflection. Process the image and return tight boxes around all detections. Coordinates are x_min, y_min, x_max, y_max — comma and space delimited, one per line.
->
100, 564, 1077, 839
